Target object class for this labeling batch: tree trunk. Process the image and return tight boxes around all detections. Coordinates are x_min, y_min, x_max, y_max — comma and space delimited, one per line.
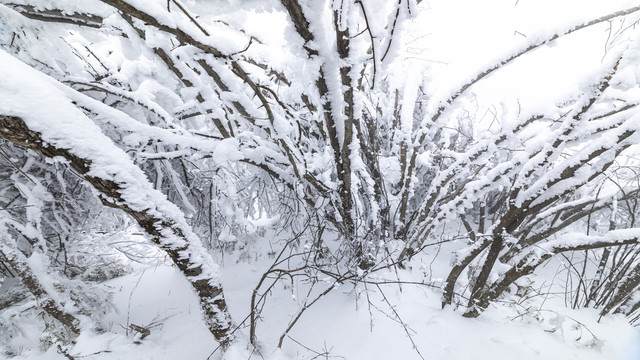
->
0, 116, 235, 347
0, 235, 80, 336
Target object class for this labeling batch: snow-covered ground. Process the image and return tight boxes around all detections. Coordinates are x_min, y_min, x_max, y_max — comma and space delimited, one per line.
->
5, 242, 637, 360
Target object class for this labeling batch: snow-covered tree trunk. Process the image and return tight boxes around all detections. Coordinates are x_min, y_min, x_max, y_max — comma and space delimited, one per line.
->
0, 114, 235, 346
0, 232, 80, 336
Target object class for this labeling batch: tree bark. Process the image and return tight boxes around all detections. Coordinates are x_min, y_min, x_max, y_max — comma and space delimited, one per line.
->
0, 116, 235, 347
0, 237, 80, 336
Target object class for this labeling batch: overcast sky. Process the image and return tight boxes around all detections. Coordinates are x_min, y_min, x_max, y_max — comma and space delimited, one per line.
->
402, 0, 640, 129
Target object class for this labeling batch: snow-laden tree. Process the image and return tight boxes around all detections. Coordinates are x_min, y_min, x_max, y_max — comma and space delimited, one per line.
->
0, 0, 419, 350
2, 0, 640, 355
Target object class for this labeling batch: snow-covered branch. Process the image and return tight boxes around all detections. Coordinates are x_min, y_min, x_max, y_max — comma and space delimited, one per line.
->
0, 50, 235, 346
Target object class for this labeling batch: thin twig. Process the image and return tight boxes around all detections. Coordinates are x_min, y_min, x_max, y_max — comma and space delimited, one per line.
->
126, 269, 146, 335
381, 0, 402, 62
0, 146, 36, 184
375, 284, 425, 360
356, 0, 377, 88
170, 0, 209, 36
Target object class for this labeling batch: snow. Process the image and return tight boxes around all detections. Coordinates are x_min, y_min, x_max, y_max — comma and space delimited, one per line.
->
7, 254, 636, 360
621, 330, 640, 360
0, 46, 234, 334
0, 50, 189, 227
2, 0, 640, 359
543, 228, 640, 251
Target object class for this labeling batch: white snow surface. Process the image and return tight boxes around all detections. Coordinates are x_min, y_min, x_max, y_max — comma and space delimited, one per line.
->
8, 254, 638, 360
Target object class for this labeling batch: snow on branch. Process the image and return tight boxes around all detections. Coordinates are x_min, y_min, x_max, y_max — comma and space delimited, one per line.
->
99, 0, 233, 58
0, 49, 235, 346
0, 230, 81, 336
542, 228, 640, 253
2, 3, 104, 28
469, 229, 640, 316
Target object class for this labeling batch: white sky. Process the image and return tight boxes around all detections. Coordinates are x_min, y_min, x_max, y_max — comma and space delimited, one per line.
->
404, 0, 640, 128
